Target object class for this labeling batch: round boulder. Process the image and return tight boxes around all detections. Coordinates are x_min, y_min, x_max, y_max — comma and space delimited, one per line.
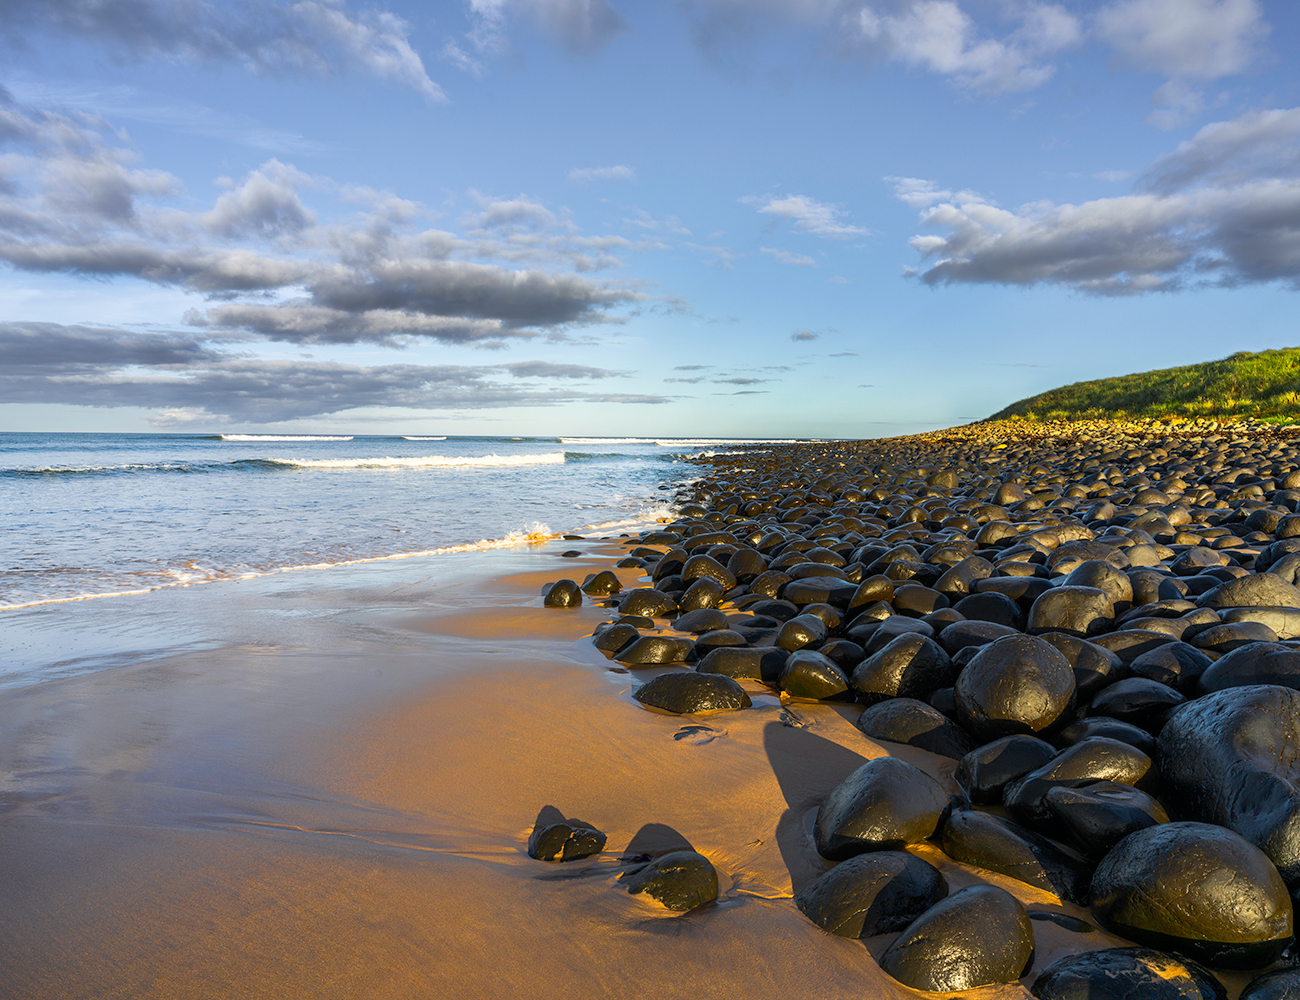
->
1031, 947, 1226, 1000
793, 850, 948, 938
622, 850, 718, 911
632, 672, 751, 714
954, 634, 1077, 741
813, 756, 950, 861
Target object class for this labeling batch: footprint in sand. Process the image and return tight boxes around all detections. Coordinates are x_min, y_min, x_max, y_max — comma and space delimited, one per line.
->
672, 724, 724, 745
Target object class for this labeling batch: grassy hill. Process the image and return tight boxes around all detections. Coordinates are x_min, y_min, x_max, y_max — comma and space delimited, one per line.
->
989, 348, 1300, 424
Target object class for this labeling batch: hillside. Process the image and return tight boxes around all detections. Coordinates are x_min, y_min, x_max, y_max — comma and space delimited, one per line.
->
989, 347, 1300, 423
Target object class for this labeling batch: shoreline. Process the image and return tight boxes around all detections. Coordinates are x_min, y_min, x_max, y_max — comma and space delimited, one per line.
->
6, 417, 1300, 996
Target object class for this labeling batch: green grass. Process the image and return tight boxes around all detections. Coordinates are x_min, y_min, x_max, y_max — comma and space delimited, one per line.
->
988, 348, 1300, 424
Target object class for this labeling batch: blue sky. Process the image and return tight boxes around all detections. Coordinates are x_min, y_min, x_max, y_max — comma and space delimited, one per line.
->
1, 0, 1299, 437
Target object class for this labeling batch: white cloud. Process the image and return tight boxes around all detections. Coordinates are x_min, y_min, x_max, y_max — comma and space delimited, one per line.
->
459, 0, 627, 62
894, 107, 1300, 295
1096, 0, 1266, 80
745, 193, 867, 238
568, 165, 636, 182
761, 247, 816, 266
0, 0, 445, 101
791, 329, 818, 340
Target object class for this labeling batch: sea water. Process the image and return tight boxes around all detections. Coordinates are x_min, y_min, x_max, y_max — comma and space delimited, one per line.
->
0, 433, 809, 609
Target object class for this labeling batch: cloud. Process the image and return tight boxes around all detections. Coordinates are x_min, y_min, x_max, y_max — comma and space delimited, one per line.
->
895, 107, 1300, 294
829, 350, 858, 356
686, 242, 740, 268
791, 330, 818, 341
1096, 0, 1266, 80
745, 193, 867, 238
681, 0, 1079, 94
569, 165, 635, 182
761, 246, 816, 266
0, 321, 665, 421
458, 0, 628, 61
1094, 170, 1133, 183
0, 0, 445, 101
0, 94, 645, 344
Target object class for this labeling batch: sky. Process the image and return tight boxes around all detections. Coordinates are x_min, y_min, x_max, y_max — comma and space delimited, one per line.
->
1, 0, 1299, 438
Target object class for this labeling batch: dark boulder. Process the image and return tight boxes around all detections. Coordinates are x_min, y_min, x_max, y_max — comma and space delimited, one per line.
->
542, 579, 583, 607
593, 622, 640, 655
954, 635, 1077, 741
528, 819, 607, 861
1028, 586, 1114, 637
1090, 821, 1293, 969
1044, 780, 1168, 859
680, 553, 737, 591
854, 698, 977, 759
774, 613, 829, 652
1240, 969, 1300, 1000
849, 633, 954, 704
1158, 685, 1300, 895
622, 850, 718, 911
880, 885, 1034, 992
1198, 642, 1300, 693
696, 645, 788, 682
1197, 574, 1300, 610
937, 619, 1021, 656
614, 636, 694, 666
1088, 677, 1185, 733
632, 671, 751, 713
952, 591, 1027, 630
1127, 642, 1214, 693
581, 570, 623, 596
671, 608, 729, 634
1003, 737, 1153, 831
1055, 717, 1157, 756
1037, 632, 1124, 701
954, 735, 1058, 805
1031, 947, 1227, 1000
793, 851, 948, 938
677, 576, 725, 612
814, 756, 950, 861
941, 809, 1092, 903
779, 649, 851, 700
619, 588, 678, 618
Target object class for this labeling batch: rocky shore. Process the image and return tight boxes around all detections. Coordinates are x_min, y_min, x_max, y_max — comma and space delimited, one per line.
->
540, 417, 1300, 999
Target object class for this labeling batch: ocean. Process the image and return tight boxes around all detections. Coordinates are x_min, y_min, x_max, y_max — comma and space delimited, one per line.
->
0, 433, 808, 610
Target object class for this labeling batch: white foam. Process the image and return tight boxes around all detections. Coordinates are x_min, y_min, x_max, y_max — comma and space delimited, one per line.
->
653, 438, 811, 447
221, 434, 354, 442
402, 436, 447, 441
265, 452, 566, 469
560, 437, 656, 444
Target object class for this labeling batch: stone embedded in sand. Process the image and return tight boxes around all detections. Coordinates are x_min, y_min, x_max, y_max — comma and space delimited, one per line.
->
528, 820, 607, 862
794, 850, 948, 938
849, 633, 954, 705
941, 809, 1092, 904
670, 608, 729, 634
613, 636, 694, 666
592, 622, 640, 655
954, 734, 1058, 805
854, 698, 976, 759
954, 634, 1076, 741
632, 671, 751, 714
1027, 586, 1114, 637
542, 579, 582, 607
813, 756, 950, 861
1044, 781, 1168, 859
778, 649, 850, 700
1240, 968, 1300, 1000
580, 570, 622, 596
1157, 684, 1300, 895
879, 884, 1034, 992
1031, 947, 1227, 1000
1090, 821, 1293, 969
622, 850, 718, 911
618, 588, 678, 618
695, 645, 788, 683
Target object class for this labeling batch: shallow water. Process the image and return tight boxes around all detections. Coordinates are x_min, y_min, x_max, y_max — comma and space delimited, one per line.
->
0, 433, 807, 608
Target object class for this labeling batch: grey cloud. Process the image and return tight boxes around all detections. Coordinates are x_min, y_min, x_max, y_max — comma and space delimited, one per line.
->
0, 0, 445, 101
460, 0, 628, 59
204, 160, 315, 238
791, 330, 818, 341
829, 351, 857, 356
1095, 0, 1266, 80
0, 320, 228, 369
191, 303, 517, 346
1141, 107, 1300, 194
0, 321, 667, 420
745, 194, 867, 239
495, 360, 626, 378
569, 165, 635, 182
900, 107, 1300, 294
673, 364, 711, 370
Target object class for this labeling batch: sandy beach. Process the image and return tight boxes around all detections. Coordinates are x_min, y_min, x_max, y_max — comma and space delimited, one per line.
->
0, 527, 1121, 999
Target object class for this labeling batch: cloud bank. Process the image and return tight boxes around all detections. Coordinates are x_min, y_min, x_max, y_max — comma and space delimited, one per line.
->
896, 105, 1300, 295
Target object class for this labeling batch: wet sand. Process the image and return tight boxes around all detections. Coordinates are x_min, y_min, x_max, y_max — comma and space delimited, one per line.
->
0, 528, 1134, 999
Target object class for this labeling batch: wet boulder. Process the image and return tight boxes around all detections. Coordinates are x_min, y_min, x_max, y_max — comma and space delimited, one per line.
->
542, 579, 583, 607
854, 698, 977, 759
1028, 586, 1114, 637
614, 636, 694, 666
679, 553, 737, 591
1197, 573, 1300, 610
952, 591, 1027, 630
794, 850, 948, 938
1198, 642, 1300, 693
774, 613, 829, 652
1127, 642, 1214, 693
592, 622, 640, 656
879, 885, 1035, 992
676, 576, 725, 612
1031, 947, 1227, 1000
1090, 821, 1293, 969
1044, 781, 1168, 859
1003, 737, 1153, 831
1240, 969, 1300, 1000
696, 645, 788, 683
937, 619, 1021, 656
1038, 632, 1123, 701
671, 608, 729, 634
941, 809, 1092, 903
778, 649, 851, 700
528, 819, 607, 862
632, 671, 751, 713
622, 850, 718, 911
814, 756, 950, 861
849, 633, 954, 705
619, 588, 678, 618
1158, 684, 1300, 895
1055, 717, 1157, 756
1088, 678, 1184, 733
954, 635, 1077, 741
955, 735, 1058, 805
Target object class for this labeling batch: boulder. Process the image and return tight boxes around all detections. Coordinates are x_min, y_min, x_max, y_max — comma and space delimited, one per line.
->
849, 633, 955, 704
1031, 947, 1227, 1000
854, 698, 977, 759
1197, 574, 1300, 610
622, 850, 719, 911
778, 649, 851, 700
941, 808, 1092, 904
955, 735, 1058, 805
528, 820, 607, 861
542, 579, 582, 608
1044, 781, 1168, 859
632, 671, 752, 713
814, 756, 950, 861
1090, 821, 1293, 968
793, 851, 948, 938
954, 635, 1077, 741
